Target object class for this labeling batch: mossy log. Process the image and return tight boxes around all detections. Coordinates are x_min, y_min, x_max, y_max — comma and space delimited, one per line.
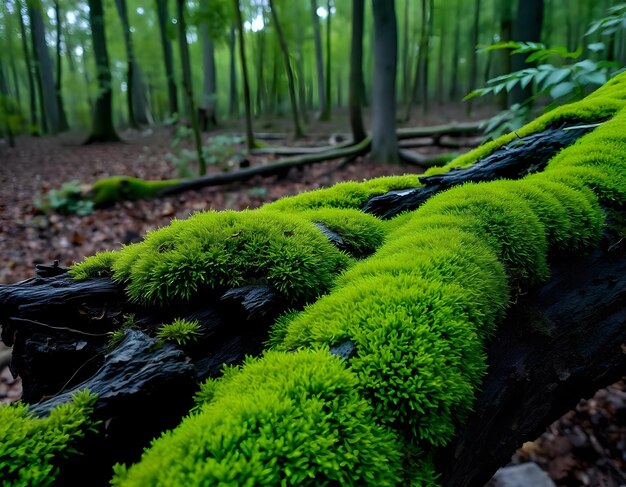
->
2, 76, 626, 485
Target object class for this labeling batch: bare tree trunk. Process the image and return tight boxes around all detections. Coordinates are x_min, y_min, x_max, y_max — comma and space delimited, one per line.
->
0, 61, 15, 147
176, 0, 206, 174
16, 0, 38, 132
155, 0, 178, 118
435, 11, 446, 105
371, 0, 399, 164
401, 0, 410, 102
228, 27, 239, 117
86, 0, 119, 143
422, 0, 434, 114
497, 0, 513, 109
53, 0, 69, 132
254, 29, 265, 116
324, 0, 332, 118
466, 0, 481, 115
200, 16, 218, 129
511, 0, 544, 105
448, 0, 461, 102
269, 0, 304, 138
349, 0, 366, 143
28, 1, 60, 134
296, 32, 309, 124
233, 0, 255, 151
310, 0, 329, 120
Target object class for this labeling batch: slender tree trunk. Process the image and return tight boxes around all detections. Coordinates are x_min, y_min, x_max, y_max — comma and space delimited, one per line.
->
297, 34, 309, 124
16, 0, 38, 132
254, 29, 265, 116
349, 0, 366, 143
448, 0, 461, 102
405, 0, 428, 120
422, 0, 434, 114
466, 0, 481, 115
269, 0, 304, 138
200, 19, 218, 129
401, 0, 410, 102
324, 0, 332, 118
496, 0, 513, 109
310, 0, 329, 120
233, 0, 255, 151
155, 0, 179, 118
371, 0, 398, 164
228, 27, 239, 117
54, 0, 69, 131
3, 5, 22, 115
115, 0, 149, 127
175, 0, 206, 174
28, 1, 60, 134
435, 12, 446, 105
0, 61, 15, 147
511, 0, 544, 105
86, 0, 119, 143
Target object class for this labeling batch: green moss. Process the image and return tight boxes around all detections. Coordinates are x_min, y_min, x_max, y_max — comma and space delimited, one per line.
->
294, 208, 387, 258
156, 318, 201, 346
89, 176, 181, 207
69, 250, 116, 280
0, 390, 98, 486
72, 210, 351, 305
265, 174, 422, 212
416, 183, 550, 287
113, 350, 404, 486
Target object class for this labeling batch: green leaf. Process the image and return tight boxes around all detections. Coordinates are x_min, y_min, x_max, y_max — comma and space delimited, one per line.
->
549, 81, 575, 99
587, 42, 605, 52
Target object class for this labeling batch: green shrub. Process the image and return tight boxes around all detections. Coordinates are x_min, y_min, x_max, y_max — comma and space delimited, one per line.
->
34, 180, 94, 216
113, 350, 404, 486
0, 390, 97, 486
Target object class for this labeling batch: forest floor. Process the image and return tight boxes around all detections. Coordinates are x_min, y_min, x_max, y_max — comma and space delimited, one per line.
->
0, 110, 625, 485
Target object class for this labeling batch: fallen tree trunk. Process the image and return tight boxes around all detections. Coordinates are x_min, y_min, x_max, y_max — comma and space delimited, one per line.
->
0, 116, 614, 484
436, 223, 626, 487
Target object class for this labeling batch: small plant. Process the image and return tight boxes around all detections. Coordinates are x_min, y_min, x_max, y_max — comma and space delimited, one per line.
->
156, 318, 201, 346
166, 129, 244, 177
467, 5, 626, 139
34, 180, 94, 216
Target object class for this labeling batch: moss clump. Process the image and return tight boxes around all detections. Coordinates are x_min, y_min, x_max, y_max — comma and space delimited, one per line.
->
89, 176, 181, 207
265, 174, 422, 212
72, 210, 352, 305
416, 183, 550, 287
112, 350, 405, 486
156, 318, 201, 346
0, 390, 97, 486
293, 208, 386, 258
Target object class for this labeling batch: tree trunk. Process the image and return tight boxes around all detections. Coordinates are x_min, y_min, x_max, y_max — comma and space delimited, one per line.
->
401, 0, 410, 102
254, 29, 265, 116
448, 0, 461, 102
175, 0, 206, 175
268, 0, 304, 138
200, 19, 218, 130
435, 11, 446, 105
16, 0, 38, 132
370, 0, 399, 164
422, 0, 434, 114
497, 0, 513, 109
86, 0, 119, 143
466, 0, 481, 115
405, 0, 428, 120
155, 0, 179, 118
511, 0, 544, 106
324, 0, 332, 118
296, 34, 309, 124
53, 0, 69, 132
28, 1, 60, 134
228, 27, 239, 117
115, 0, 149, 128
233, 0, 255, 151
348, 0, 367, 143
0, 61, 15, 147
310, 0, 329, 120
3, 5, 22, 115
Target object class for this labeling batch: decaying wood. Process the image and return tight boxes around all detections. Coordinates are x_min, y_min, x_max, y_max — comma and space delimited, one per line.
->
436, 224, 626, 487
363, 123, 595, 218
0, 120, 615, 484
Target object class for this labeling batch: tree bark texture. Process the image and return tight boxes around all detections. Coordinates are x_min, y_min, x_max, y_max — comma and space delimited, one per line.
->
86, 0, 120, 143
371, 0, 399, 164
349, 0, 367, 143
233, 0, 255, 151
511, 0, 544, 105
155, 0, 179, 118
